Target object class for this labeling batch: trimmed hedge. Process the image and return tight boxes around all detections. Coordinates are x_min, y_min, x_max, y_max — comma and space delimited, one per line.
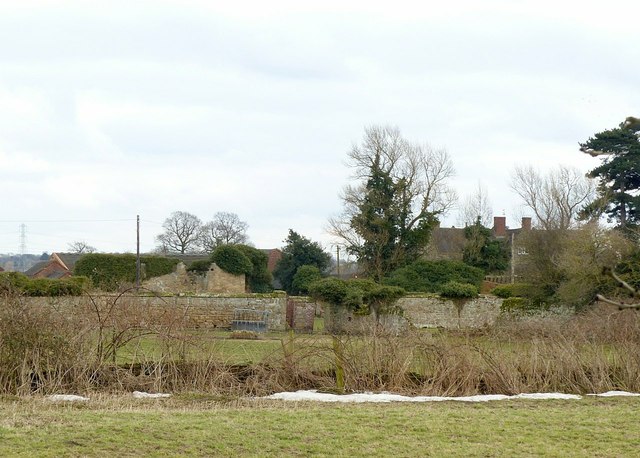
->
385, 260, 484, 293
0, 272, 90, 296
74, 254, 179, 291
439, 281, 478, 299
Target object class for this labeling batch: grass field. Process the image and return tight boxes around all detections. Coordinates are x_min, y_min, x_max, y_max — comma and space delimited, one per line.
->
0, 396, 639, 457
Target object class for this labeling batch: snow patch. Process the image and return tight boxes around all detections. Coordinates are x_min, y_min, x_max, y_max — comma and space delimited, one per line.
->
132, 391, 172, 399
48, 394, 89, 402
264, 390, 639, 403
588, 391, 640, 397
514, 393, 582, 400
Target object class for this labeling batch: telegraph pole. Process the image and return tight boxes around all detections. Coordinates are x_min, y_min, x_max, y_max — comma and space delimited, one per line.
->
136, 215, 141, 289
336, 245, 341, 278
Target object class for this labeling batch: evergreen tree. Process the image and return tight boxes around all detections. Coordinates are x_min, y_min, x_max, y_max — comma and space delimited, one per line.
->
273, 230, 331, 294
330, 126, 454, 282
580, 117, 640, 228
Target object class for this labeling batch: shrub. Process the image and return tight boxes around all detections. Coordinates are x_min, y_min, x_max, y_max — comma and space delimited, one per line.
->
500, 297, 534, 313
187, 259, 212, 274
212, 245, 253, 276
308, 278, 349, 306
0, 273, 89, 297
0, 272, 31, 295
385, 260, 484, 293
291, 265, 323, 295
235, 245, 273, 293
439, 281, 478, 299
491, 283, 532, 299
309, 277, 405, 316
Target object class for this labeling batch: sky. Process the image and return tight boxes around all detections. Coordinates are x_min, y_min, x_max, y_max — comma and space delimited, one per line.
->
0, 0, 638, 257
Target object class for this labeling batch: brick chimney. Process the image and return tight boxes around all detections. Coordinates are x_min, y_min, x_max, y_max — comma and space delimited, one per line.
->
521, 217, 532, 231
493, 216, 507, 237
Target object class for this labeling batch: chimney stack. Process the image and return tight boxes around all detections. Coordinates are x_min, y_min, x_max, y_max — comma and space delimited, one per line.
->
493, 216, 507, 237
521, 217, 532, 231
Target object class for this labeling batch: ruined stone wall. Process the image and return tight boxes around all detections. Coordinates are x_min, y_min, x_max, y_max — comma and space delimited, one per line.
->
143, 262, 199, 293
205, 264, 245, 294
141, 262, 246, 295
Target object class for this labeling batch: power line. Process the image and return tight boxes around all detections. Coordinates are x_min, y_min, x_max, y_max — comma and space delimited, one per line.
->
0, 218, 135, 223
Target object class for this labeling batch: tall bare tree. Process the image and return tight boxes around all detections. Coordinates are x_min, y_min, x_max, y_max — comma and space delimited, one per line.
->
510, 164, 595, 230
199, 212, 249, 252
67, 241, 97, 254
457, 182, 493, 227
155, 211, 202, 254
329, 125, 456, 280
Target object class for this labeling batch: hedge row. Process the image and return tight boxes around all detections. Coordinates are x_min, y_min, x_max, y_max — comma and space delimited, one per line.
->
0, 272, 90, 296
74, 254, 179, 291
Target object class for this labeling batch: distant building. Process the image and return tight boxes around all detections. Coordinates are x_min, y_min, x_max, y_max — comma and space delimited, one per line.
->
24, 252, 84, 279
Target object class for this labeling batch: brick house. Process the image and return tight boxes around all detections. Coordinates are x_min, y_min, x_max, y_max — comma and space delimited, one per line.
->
24, 252, 84, 279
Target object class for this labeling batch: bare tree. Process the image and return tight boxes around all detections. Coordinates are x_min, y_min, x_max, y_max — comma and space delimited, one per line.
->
67, 241, 97, 254
457, 182, 493, 227
155, 211, 202, 254
329, 125, 456, 279
510, 164, 595, 230
199, 212, 249, 252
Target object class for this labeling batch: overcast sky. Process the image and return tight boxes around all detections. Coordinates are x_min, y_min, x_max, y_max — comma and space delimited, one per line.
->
1, 0, 638, 256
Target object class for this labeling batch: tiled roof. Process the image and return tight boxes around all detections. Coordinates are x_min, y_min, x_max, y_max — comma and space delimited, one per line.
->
24, 261, 50, 277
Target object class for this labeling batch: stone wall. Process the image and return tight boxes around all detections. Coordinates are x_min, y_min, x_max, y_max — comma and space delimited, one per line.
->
143, 262, 199, 293
19, 293, 501, 334
399, 295, 502, 329
324, 294, 503, 333
22, 293, 287, 331
141, 262, 246, 295
205, 264, 245, 294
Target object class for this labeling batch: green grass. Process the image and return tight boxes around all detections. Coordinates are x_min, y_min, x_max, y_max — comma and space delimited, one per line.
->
0, 396, 639, 456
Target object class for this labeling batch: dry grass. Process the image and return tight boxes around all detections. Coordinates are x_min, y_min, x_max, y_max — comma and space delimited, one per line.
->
2, 293, 640, 397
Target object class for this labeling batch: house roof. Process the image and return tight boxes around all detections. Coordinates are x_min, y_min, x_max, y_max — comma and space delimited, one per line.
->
24, 260, 50, 277
52, 252, 85, 271
426, 226, 466, 260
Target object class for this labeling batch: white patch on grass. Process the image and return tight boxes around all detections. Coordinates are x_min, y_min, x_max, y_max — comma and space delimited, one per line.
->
588, 391, 640, 397
48, 394, 89, 402
132, 391, 172, 399
264, 390, 638, 403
